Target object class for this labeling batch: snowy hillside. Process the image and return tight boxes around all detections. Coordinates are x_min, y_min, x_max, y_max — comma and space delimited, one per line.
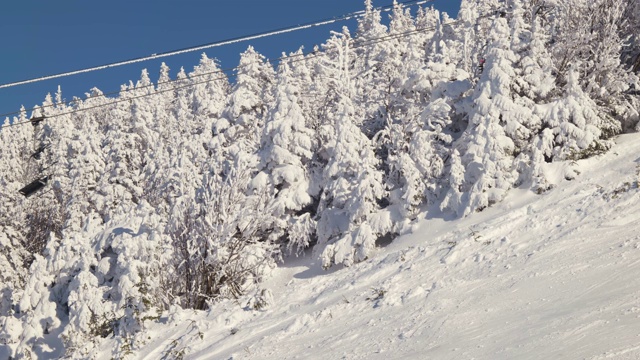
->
95, 134, 640, 359
1, 0, 639, 358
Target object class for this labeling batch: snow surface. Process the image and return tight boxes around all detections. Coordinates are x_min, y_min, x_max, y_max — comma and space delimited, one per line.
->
98, 133, 640, 359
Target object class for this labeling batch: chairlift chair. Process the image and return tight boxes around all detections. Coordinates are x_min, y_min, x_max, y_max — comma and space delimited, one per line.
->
30, 116, 45, 126
19, 176, 49, 198
31, 145, 46, 160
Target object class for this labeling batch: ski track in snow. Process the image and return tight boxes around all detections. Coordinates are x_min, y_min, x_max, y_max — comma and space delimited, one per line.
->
99, 134, 640, 359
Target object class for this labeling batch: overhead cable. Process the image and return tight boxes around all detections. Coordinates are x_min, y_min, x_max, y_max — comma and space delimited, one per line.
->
0, 11, 501, 130
0, 0, 433, 90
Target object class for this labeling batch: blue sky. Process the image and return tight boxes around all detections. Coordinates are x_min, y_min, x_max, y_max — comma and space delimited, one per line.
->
0, 0, 460, 120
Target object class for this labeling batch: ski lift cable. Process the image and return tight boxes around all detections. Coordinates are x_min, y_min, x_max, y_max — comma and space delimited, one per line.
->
0, 0, 434, 92
0, 11, 501, 130
0, 0, 438, 121
1, 11, 501, 129
1, 28, 432, 127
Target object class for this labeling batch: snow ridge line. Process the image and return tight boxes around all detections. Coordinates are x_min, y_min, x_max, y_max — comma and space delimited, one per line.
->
0, 0, 431, 90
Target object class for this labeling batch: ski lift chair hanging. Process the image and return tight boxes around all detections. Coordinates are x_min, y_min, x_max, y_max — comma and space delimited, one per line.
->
30, 115, 45, 126
19, 176, 49, 198
31, 145, 47, 160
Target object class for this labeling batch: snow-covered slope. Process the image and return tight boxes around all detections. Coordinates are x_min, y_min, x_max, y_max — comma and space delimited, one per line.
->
100, 134, 640, 359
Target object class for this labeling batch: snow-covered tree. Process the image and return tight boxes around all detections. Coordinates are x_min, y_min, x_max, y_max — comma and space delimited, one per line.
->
190, 53, 230, 131
440, 148, 466, 213
550, 0, 635, 130
97, 81, 141, 221
353, 0, 391, 135
224, 46, 275, 155
0, 117, 30, 339
168, 158, 277, 310
457, 17, 520, 216
316, 29, 387, 268
543, 62, 617, 160
511, 0, 555, 102
258, 55, 316, 252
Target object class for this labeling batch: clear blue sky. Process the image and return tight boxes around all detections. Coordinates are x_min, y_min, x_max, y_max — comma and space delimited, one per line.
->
0, 0, 460, 120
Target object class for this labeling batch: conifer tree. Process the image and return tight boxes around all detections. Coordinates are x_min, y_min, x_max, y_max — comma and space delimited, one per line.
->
258, 55, 316, 251
512, 0, 555, 102
0, 116, 30, 323
190, 53, 229, 130
224, 46, 275, 155
354, 0, 390, 135
440, 148, 466, 213
316, 29, 387, 268
457, 17, 519, 216
543, 63, 615, 160
97, 81, 139, 221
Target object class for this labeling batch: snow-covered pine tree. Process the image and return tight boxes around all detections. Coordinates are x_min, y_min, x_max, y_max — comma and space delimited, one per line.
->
141, 63, 177, 217
405, 6, 435, 84
130, 69, 160, 180
13, 202, 171, 358
453, 0, 501, 78
382, 0, 419, 120
420, 9, 470, 103
189, 54, 232, 176
353, 0, 391, 136
223, 46, 275, 156
456, 16, 520, 216
153, 62, 176, 145
380, 20, 458, 221
97, 81, 139, 222
451, 0, 480, 76
511, 0, 555, 103
543, 62, 615, 160
52, 87, 106, 235
146, 62, 202, 224
621, 0, 640, 72
285, 47, 317, 132
316, 28, 388, 268
161, 143, 205, 305
172, 66, 195, 139
440, 148, 466, 213
0, 115, 31, 322
12, 249, 62, 359
0, 108, 37, 325
388, 0, 414, 62
257, 55, 316, 253
529, 128, 555, 193
190, 53, 230, 137
389, 99, 454, 221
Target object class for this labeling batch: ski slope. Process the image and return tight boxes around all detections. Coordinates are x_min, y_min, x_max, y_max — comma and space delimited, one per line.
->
99, 133, 640, 359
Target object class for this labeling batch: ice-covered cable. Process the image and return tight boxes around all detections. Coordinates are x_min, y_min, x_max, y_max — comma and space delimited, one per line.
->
1, 10, 501, 129
0, 0, 431, 90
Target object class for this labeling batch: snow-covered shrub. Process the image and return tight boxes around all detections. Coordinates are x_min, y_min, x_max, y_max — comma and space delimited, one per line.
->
9, 204, 170, 358
167, 161, 278, 310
